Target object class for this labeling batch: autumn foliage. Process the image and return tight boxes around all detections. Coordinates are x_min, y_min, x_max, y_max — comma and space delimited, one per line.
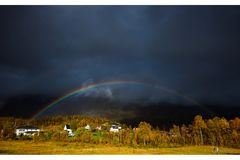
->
0, 115, 239, 148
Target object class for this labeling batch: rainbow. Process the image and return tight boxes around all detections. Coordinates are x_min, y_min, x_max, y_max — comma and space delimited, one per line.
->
32, 80, 212, 119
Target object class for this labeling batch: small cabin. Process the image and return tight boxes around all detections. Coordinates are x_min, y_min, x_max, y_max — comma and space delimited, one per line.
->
110, 123, 121, 132
84, 124, 91, 130
16, 125, 40, 136
64, 124, 74, 137
96, 125, 102, 131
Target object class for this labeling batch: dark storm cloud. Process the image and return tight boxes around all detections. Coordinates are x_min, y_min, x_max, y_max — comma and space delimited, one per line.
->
1, 6, 240, 107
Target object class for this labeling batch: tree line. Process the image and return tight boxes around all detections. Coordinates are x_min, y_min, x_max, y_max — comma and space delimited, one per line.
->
0, 115, 239, 148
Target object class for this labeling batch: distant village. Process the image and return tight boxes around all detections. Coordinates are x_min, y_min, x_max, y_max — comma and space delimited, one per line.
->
15, 122, 122, 137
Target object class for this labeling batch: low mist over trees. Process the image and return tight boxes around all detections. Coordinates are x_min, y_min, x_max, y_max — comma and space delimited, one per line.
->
0, 115, 239, 148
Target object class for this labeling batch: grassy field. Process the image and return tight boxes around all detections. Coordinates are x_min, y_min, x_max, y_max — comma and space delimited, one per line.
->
0, 140, 240, 154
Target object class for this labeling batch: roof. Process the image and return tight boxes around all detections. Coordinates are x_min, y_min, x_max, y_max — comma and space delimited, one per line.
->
64, 124, 70, 129
111, 123, 120, 126
16, 125, 39, 129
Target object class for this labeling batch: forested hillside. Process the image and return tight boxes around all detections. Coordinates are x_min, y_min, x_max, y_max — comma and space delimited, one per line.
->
0, 115, 239, 148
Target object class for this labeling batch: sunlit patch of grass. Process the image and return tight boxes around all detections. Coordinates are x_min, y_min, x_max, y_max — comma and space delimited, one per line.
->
0, 140, 239, 154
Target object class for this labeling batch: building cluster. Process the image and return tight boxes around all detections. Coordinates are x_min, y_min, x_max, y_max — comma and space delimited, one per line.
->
15, 123, 122, 137
15, 125, 40, 137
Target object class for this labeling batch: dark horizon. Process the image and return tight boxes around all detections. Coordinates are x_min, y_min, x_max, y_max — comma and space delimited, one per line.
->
1, 6, 240, 119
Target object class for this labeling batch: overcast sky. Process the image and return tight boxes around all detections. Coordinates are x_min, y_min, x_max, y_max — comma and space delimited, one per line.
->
1, 6, 240, 114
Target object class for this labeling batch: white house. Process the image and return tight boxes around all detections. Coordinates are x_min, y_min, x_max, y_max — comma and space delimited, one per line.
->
16, 125, 40, 136
110, 123, 121, 132
96, 125, 102, 131
84, 124, 91, 130
64, 124, 74, 137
